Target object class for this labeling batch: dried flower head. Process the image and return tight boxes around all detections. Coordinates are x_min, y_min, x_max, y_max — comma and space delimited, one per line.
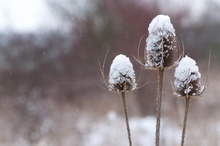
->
174, 56, 204, 97
145, 15, 178, 69
109, 54, 136, 92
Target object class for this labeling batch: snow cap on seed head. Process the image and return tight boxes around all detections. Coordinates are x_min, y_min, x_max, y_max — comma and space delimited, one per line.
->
145, 14, 178, 69
109, 54, 136, 92
174, 55, 204, 97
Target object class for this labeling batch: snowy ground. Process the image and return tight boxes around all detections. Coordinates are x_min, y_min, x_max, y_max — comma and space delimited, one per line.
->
0, 103, 219, 146
77, 112, 181, 146
0, 71, 220, 146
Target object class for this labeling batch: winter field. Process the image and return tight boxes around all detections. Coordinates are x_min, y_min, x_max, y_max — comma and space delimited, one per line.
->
0, 68, 219, 146
0, 1, 220, 145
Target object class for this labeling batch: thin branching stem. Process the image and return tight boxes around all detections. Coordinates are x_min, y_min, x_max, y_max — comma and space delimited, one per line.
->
155, 67, 164, 146
121, 91, 132, 146
181, 96, 191, 146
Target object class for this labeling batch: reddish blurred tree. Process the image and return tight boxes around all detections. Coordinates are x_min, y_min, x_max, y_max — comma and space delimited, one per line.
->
47, 0, 187, 115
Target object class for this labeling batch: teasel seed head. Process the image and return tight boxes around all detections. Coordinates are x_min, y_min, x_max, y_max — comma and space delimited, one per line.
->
145, 14, 179, 69
109, 54, 136, 92
174, 55, 204, 97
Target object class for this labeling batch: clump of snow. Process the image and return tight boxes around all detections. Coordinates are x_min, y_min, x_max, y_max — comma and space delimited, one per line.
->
145, 15, 178, 68
148, 15, 175, 36
109, 54, 136, 92
174, 56, 200, 82
174, 56, 204, 96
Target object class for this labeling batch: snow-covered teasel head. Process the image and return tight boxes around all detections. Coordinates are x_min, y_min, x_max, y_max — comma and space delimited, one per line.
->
109, 54, 137, 92
174, 56, 204, 97
145, 14, 179, 69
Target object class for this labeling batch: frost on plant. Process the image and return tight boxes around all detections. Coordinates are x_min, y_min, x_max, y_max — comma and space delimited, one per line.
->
109, 54, 136, 92
145, 15, 178, 68
174, 56, 204, 97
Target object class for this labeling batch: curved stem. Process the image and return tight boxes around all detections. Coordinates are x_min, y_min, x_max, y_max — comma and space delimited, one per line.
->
181, 96, 191, 146
155, 67, 164, 146
121, 91, 132, 146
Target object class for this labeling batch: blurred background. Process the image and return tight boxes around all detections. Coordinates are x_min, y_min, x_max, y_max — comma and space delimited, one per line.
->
0, 0, 220, 145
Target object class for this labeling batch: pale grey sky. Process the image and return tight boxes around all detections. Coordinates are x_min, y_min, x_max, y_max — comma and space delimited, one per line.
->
0, 0, 58, 32
0, 0, 219, 33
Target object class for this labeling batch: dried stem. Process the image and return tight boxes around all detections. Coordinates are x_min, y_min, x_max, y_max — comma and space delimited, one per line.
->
155, 67, 164, 146
121, 91, 132, 146
181, 96, 191, 146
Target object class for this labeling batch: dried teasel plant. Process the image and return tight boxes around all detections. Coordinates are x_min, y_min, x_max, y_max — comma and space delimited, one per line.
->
98, 50, 149, 146
145, 15, 179, 69
174, 55, 205, 97
108, 54, 136, 146
173, 55, 205, 146
109, 54, 137, 92
142, 14, 180, 146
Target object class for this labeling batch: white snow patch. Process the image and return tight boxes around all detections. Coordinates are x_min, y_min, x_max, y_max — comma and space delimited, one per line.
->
109, 54, 136, 91
81, 112, 180, 146
148, 15, 175, 36
174, 56, 200, 81
130, 116, 156, 145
